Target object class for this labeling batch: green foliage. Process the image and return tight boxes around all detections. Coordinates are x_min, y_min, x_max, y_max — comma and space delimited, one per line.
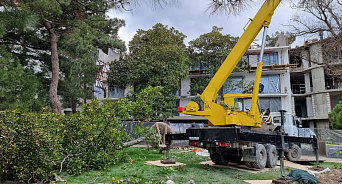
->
0, 108, 61, 183
330, 100, 342, 129
188, 26, 238, 74
0, 48, 47, 111
132, 121, 160, 150
109, 23, 189, 96
0, 0, 126, 113
128, 86, 176, 121
188, 26, 239, 101
0, 99, 157, 182
60, 99, 131, 174
189, 78, 211, 96
109, 23, 188, 120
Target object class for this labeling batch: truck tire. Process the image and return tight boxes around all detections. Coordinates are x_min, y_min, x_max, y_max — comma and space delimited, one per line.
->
265, 144, 278, 168
252, 144, 267, 169
210, 153, 228, 165
245, 161, 254, 168
285, 144, 301, 161
210, 153, 218, 164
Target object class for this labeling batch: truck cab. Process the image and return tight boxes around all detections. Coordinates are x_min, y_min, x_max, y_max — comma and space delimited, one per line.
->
266, 112, 299, 137
264, 112, 316, 138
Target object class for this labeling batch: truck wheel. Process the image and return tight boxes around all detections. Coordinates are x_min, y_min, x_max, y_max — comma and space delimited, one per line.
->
252, 144, 267, 169
245, 161, 254, 168
210, 153, 228, 165
217, 153, 229, 165
265, 144, 278, 168
210, 153, 218, 164
285, 144, 301, 161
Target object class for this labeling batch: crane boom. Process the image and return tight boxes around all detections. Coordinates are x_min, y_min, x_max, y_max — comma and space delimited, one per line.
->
179, 0, 281, 127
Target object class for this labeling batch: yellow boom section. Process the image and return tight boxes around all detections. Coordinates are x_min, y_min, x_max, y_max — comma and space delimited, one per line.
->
180, 0, 280, 127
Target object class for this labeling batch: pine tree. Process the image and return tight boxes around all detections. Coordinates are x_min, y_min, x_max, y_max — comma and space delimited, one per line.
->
0, 0, 126, 113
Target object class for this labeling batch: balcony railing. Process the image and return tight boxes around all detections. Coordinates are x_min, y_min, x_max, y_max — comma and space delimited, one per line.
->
292, 84, 305, 94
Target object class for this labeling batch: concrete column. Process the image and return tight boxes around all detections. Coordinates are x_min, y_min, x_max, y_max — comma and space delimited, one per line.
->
179, 98, 191, 116
304, 73, 311, 93
326, 92, 332, 114
311, 95, 316, 117
306, 96, 314, 117
311, 67, 326, 92
180, 77, 191, 117
181, 78, 191, 96
291, 96, 296, 115
309, 121, 315, 131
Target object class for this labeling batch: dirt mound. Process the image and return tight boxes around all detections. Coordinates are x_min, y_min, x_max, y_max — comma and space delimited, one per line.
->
314, 169, 342, 184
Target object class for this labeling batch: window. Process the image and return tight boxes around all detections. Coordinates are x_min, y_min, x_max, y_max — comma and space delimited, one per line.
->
248, 52, 278, 66
260, 75, 280, 93
108, 86, 124, 98
223, 77, 243, 94
190, 61, 209, 70
259, 97, 281, 112
258, 53, 278, 65
94, 86, 103, 99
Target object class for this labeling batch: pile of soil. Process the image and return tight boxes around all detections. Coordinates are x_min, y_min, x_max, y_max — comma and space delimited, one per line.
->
314, 169, 342, 184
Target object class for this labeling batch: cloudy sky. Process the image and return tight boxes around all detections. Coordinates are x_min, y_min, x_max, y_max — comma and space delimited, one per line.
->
108, 1, 308, 50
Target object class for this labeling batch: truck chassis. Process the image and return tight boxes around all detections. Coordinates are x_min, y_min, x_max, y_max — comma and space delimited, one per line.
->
166, 127, 319, 171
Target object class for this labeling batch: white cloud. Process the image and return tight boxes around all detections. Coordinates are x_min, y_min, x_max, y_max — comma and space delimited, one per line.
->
108, 0, 308, 49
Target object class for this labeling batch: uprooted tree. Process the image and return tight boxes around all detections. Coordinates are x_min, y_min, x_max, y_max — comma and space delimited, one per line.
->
0, 95, 162, 182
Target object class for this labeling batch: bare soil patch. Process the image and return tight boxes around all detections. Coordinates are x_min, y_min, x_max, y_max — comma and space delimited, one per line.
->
314, 169, 342, 184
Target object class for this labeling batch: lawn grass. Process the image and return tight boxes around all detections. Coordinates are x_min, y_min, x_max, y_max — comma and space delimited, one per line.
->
60, 147, 291, 184
305, 161, 342, 170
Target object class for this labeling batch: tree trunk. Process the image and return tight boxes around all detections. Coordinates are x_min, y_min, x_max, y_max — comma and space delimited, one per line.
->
71, 99, 76, 113
44, 19, 61, 114
123, 137, 145, 147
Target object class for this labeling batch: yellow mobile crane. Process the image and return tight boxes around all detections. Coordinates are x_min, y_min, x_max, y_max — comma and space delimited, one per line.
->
178, 0, 279, 127
165, 0, 319, 178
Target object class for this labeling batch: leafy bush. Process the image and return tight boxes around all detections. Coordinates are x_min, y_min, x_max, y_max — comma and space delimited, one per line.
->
60, 99, 132, 174
0, 108, 61, 183
330, 100, 342, 129
0, 87, 168, 182
0, 99, 138, 182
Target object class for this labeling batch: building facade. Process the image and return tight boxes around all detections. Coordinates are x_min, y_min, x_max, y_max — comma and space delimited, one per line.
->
289, 39, 342, 141
95, 40, 341, 136
169, 46, 294, 124
94, 49, 129, 100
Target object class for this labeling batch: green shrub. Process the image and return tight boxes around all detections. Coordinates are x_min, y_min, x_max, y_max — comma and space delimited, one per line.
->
0, 108, 61, 183
0, 99, 138, 182
330, 100, 342, 129
60, 99, 132, 174
0, 97, 163, 182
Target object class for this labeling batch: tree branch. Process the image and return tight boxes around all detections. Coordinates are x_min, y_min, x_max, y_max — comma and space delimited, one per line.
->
59, 153, 83, 173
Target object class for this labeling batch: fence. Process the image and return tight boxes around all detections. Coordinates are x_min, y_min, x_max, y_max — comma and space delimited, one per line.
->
324, 129, 342, 158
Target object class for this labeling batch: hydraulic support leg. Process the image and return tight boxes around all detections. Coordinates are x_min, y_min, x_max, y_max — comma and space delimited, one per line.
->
161, 132, 176, 164
313, 135, 320, 168
279, 133, 286, 179
272, 132, 293, 184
